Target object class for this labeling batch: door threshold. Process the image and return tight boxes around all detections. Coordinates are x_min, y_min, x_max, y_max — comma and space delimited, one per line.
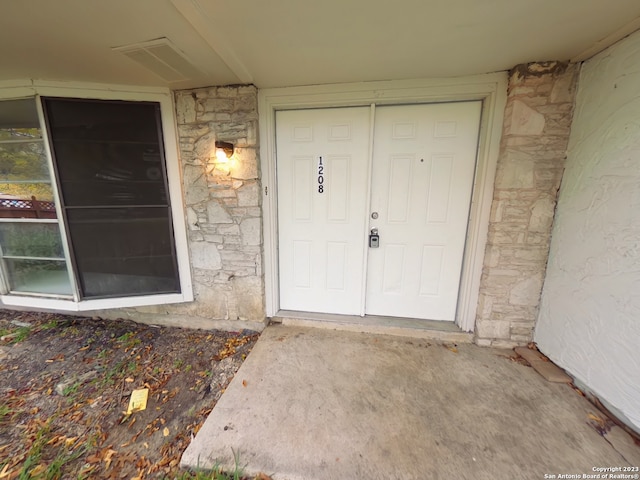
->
271, 310, 473, 343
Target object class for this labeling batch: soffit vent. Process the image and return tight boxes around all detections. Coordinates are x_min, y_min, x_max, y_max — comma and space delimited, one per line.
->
113, 37, 202, 82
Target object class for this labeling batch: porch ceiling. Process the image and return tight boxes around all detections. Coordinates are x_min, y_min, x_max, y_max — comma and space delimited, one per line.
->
2, 0, 640, 90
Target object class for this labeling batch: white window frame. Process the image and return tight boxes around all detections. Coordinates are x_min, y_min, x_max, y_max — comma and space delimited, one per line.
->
258, 74, 507, 332
0, 80, 193, 311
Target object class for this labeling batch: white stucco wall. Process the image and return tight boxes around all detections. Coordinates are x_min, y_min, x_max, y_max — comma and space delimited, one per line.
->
535, 30, 640, 432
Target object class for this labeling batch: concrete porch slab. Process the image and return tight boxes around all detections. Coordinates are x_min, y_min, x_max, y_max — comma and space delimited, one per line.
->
181, 325, 639, 479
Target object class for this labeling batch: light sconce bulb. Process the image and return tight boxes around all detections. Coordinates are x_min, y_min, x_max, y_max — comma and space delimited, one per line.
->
216, 148, 229, 162
214, 140, 234, 162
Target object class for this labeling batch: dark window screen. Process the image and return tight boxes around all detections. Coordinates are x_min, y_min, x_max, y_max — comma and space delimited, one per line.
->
42, 98, 180, 299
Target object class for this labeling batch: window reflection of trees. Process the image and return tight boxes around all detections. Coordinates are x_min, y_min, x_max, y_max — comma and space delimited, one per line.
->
0, 127, 53, 203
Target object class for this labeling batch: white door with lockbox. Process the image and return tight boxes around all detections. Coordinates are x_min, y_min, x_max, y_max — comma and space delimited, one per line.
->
276, 101, 481, 321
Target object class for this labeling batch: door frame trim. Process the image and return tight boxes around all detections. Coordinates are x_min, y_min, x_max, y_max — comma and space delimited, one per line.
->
259, 74, 508, 332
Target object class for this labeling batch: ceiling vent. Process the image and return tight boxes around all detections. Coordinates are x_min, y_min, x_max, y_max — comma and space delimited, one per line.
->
113, 37, 202, 82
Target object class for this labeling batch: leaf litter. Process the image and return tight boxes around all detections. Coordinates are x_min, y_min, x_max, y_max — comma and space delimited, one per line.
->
0, 309, 261, 479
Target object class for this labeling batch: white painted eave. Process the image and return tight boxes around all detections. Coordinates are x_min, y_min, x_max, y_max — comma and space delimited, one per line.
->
0, 0, 639, 89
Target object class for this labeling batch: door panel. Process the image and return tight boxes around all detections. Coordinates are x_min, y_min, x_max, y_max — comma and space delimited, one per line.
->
276, 102, 481, 322
365, 102, 482, 320
276, 108, 370, 314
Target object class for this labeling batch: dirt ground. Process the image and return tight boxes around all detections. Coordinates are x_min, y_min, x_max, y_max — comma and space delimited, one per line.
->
0, 309, 260, 479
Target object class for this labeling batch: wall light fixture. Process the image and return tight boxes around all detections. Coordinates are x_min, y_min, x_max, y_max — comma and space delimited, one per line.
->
215, 141, 234, 162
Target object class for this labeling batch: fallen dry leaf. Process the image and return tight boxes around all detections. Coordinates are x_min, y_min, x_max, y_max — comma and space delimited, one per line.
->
28, 464, 46, 477
65, 436, 78, 447
572, 385, 586, 396
163, 427, 170, 437
103, 448, 117, 469
254, 473, 273, 480
45, 354, 64, 363
242, 379, 248, 387
0, 463, 13, 479
588, 413, 605, 427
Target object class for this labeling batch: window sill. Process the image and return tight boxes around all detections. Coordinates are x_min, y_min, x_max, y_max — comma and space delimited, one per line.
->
0, 291, 194, 312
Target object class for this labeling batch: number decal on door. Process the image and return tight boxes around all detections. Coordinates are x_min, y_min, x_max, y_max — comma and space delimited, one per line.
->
318, 156, 324, 193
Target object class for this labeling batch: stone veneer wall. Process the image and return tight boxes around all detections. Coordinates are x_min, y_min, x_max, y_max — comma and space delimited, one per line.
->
475, 62, 579, 347
101, 85, 265, 331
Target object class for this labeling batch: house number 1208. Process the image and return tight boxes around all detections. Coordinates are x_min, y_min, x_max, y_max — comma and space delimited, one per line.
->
318, 156, 324, 193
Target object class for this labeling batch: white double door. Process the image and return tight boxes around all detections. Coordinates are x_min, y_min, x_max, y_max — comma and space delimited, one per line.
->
276, 102, 481, 321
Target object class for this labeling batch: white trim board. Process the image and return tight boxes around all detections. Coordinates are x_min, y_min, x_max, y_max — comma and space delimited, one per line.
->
259, 74, 508, 332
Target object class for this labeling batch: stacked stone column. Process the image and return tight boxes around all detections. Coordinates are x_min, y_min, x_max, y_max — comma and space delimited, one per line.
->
475, 62, 578, 347
172, 85, 264, 324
